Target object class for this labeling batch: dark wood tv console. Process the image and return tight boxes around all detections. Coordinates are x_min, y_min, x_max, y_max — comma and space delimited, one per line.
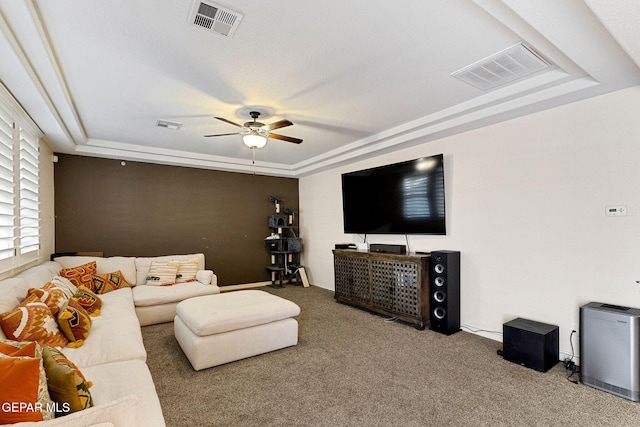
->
332, 249, 430, 329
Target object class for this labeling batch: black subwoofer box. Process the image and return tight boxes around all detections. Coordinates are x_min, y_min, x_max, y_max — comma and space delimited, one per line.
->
503, 317, 559, 372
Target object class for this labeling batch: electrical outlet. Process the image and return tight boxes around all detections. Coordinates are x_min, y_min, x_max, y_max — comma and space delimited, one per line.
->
571, 324, 579, 334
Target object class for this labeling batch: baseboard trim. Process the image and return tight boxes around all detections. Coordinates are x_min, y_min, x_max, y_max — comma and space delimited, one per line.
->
219, 281, 271, 292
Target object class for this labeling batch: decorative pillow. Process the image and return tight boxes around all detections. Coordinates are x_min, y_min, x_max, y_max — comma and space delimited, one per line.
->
59, 261, 97, 289
42, 346, 93, 415
196, 269, 214, 285
73, 286, 102, 316
57, 299, 92, 348
145, 261, 178, 286
0, 339, 38, 357
174, 259, 199, 283
49, 276, 79, 299
91, 270, 132, 294
27, 285, 68, 316
0, 298, 68, 348
0, 345, 55, 423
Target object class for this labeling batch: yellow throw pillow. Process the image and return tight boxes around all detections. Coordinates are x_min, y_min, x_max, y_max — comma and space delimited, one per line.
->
57, 299, 92, 348
41, 346, 93, 415
73, 286, 102, 316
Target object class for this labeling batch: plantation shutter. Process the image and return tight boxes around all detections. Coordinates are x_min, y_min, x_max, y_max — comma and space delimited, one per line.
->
0, 105, 15, 262
19, 129, 39, 256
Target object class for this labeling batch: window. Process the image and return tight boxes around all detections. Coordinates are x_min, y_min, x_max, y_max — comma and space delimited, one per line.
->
0, 100, 41, 272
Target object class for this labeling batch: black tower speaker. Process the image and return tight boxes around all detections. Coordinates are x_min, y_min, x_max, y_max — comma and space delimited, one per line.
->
429, 250, 460, 335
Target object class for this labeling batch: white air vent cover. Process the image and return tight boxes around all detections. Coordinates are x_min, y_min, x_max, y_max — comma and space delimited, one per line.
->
451, 43, 550, 91
155, 119, 182, 130
188, 0, 243, 38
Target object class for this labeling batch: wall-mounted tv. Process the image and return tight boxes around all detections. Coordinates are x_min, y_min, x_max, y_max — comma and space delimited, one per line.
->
341, 154, 446, 235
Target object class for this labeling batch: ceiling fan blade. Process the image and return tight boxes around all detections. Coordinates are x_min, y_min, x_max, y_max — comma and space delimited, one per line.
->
214, 117, 243, 127
263, 119, 293, 132
204, 132, 241, 137
269, 133, 303, 144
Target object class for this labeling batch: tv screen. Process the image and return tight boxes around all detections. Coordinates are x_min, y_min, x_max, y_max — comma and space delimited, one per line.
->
341, 154, 446, 234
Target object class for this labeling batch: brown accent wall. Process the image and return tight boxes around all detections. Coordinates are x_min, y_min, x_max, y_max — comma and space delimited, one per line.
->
54, 154, 299, 285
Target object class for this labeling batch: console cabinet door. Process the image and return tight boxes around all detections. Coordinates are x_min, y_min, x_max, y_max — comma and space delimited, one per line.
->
371, 260, 420, 317
334, 255, 370, 304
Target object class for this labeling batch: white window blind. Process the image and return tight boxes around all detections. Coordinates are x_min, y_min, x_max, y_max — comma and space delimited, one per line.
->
0, 105, 16, 263
19, 129, 40, 257
0, 99, 41, 271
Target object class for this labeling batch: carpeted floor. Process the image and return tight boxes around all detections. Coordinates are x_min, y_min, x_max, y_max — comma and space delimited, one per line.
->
141, 285, 640, 426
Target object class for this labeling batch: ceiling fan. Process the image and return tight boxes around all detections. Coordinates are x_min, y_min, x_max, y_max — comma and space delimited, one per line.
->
204, 111, 303, 149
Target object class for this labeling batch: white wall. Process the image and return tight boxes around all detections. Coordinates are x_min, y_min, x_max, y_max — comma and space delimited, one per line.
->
299, 85, 640, 361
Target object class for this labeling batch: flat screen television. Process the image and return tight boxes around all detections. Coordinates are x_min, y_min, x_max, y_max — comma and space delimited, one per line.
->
341, 154, 446, 235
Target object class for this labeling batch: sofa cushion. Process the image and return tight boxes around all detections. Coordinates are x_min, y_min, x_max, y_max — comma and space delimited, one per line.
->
81, 361, 165, 427
0, 298, 69, 347
15, 394, 140, 427
91, 271, 132, 294
54, 256, 137, 286
42, 346, 93, 415
135, 253, 205, 286
132, 281, 220, 307
62, 291, 146, 368
15, 261, 64, 290
0, 277, 32, 315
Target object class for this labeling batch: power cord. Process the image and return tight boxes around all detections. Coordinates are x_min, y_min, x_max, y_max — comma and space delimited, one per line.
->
564, 330, 579, 384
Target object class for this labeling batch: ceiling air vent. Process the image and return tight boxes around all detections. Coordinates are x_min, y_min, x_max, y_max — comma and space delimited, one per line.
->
451, 43, 550, 91
188, 0, 243, 38
155, 119, 182, 130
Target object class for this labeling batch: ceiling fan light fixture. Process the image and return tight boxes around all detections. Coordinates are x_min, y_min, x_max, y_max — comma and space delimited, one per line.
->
243, 132, 267, 149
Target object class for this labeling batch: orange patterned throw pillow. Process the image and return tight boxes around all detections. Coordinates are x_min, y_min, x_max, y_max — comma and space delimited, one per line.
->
27, 286, 68, 316
0, 297, 68, 348
57, 299, 92, 348
91, 270, 132, 294
59, 261, 97, 289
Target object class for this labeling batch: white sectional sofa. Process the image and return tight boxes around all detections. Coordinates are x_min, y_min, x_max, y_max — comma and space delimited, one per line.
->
0, 253, 220, 426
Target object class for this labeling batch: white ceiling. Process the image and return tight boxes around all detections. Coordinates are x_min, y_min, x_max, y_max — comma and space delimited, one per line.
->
1, 0, 639, 177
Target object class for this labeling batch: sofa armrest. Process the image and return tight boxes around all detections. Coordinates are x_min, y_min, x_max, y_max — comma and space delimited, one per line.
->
195, 270, 217, 286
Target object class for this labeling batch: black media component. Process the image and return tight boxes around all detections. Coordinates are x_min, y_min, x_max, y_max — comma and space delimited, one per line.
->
369, 243, 406, 254
502, 318, 559, 372
341, 154, 446, 235
429, 250, 460, 335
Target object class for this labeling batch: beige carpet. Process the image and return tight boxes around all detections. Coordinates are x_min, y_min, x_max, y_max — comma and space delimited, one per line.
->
141, 285, 640, 426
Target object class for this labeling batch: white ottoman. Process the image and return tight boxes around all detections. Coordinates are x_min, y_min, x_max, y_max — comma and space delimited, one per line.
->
174, 290, 301, 370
